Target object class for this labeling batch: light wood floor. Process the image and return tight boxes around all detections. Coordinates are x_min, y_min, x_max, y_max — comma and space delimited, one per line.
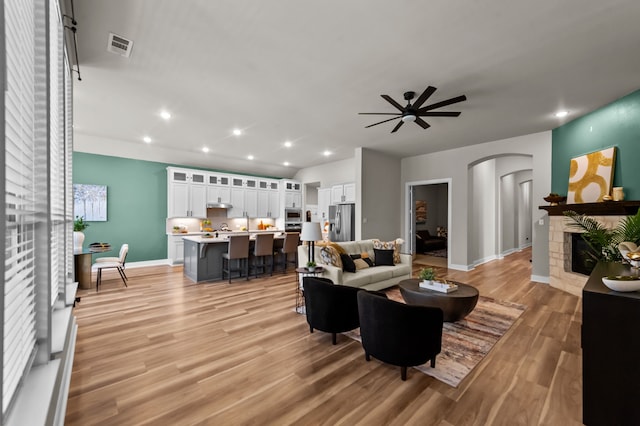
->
65, 248, 583, 425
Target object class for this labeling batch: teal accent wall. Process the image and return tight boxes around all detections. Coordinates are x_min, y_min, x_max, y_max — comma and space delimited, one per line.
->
552, 88, 640, 199
73, 153, 169, 262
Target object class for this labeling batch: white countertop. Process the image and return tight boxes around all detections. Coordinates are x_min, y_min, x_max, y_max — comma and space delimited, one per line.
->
167, 229, 282, 237
183, 232, 286, 244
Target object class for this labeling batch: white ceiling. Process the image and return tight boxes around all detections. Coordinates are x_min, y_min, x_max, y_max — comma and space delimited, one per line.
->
70, 0, 640, 178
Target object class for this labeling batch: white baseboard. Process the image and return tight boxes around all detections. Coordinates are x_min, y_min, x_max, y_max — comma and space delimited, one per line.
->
531, 275, 550, 284
449, 263, 473, 271
126, 259, 172, 269
473, 255, 498, 267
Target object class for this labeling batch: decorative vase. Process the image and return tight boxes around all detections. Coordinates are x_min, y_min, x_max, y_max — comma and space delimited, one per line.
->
73, 231, 85, 250
613, 187, 624, 201
308, 266, 316, 272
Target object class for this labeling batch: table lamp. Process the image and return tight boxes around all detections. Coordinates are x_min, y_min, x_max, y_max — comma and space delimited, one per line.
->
300, 222, 323, 263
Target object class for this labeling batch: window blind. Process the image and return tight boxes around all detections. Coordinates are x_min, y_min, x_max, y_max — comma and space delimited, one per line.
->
49, 0, 64, 306
3, 0, 38, 416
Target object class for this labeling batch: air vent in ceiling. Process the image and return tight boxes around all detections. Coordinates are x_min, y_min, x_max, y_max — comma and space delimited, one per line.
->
107, 32, 134, 57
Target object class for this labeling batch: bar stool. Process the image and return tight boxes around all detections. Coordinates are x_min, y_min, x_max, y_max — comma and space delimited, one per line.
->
222, 234, 250, 282
252, 233, 275, 277
278, 232, 299, 273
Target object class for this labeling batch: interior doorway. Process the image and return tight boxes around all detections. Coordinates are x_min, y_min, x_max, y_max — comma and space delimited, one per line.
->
406, 179, 451, 267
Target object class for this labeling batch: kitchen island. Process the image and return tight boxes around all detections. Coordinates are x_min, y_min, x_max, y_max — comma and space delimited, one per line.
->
183, 232, 286, 283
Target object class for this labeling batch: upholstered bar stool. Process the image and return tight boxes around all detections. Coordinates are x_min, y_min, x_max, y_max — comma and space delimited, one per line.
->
252, 233, 274, 277
222, 234, 250, 282
278, 232, 299, 273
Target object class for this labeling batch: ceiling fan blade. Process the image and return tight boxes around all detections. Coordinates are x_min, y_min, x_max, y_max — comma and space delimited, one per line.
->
419, 95, 467, 112
391, 120, 404, 133
358, 112, 402, 116
412, 86, 437, 109
414, 117, 431, 129
381, 95, 405, 111
365, 116, 401, 128
417, 111, 462, 117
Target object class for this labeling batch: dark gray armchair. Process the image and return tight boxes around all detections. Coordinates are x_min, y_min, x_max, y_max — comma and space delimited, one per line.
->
302, 276, 361, 345
357, 290, 444, 380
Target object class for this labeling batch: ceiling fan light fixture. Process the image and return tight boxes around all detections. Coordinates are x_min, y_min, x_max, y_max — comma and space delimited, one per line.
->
402, 114, 416, 123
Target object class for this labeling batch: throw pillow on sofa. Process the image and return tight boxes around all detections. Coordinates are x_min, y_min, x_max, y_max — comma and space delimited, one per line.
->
353, 258, 370, 270
372, 239, 401, 264
340, 253, 357, 273
373, 248, 395, 266
320, 246, 343, 269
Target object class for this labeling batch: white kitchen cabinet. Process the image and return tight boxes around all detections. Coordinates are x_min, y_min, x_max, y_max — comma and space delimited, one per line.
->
284, 191, 302, 209
168, 235, 185, 265
282, 180, 301, 191
318, 187, 332, 221
207, 174, 231, 204
257, 188, 280, 218
229, 179, 258, 218
331, 182, 356, 204
207, 185, 231, 204
167, 167, 207, 217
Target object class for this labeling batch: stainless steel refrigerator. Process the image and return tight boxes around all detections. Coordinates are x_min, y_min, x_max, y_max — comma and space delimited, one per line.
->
329, 203, 355, 242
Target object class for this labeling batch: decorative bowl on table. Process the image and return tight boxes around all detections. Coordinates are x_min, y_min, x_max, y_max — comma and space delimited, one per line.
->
89, 242, 111, 252
602, 275, 640, 292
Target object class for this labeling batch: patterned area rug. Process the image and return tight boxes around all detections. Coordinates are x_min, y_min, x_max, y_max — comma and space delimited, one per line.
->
425, 248, 447, 257
343, 287, 526, 387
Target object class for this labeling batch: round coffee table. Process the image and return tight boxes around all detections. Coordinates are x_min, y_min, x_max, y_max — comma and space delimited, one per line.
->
399, 279, 479, 322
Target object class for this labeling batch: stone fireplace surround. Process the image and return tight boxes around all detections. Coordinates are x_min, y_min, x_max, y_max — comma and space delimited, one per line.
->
541, 201, 640, 297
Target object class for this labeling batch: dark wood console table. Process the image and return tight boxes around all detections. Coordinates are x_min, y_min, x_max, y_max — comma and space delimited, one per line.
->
582, 261, 640, 425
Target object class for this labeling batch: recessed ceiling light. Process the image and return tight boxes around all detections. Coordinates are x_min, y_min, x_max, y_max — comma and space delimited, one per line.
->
202, 147, 209, 153
143, 136, 152, 143
247, 155, 254, 160
323, 150, 332, 157
233, 128, 243, 136
160, 110, 172, 120
283, 161, 290, 166
554, 110, 569, 118
284, 141, 292, 148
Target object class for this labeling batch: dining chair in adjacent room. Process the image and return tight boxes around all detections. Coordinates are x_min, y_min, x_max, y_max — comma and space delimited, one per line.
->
278, 232, 299, 273
252, 233, 274, 277
92, 243, 129, 292
222, 234, 250, 282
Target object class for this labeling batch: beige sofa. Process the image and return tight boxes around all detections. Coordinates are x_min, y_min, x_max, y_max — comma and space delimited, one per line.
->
297, 239, 412, 291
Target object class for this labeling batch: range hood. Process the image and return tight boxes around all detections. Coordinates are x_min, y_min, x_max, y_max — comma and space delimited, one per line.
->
206, 202, 233, 209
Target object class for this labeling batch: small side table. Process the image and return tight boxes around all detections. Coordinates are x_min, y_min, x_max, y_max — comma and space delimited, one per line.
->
294, 266, 324, 313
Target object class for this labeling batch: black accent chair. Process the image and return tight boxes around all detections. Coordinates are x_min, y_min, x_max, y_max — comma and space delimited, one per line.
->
302, 276, 361, 345
357, 291, 444, 381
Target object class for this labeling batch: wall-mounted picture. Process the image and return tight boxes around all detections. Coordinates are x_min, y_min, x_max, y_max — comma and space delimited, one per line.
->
567, 146, 616, 204
74, 184, 107, 221
416, 200, 427, 224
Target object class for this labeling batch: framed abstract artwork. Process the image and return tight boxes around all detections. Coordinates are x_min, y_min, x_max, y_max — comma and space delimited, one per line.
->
416, 200, 427, 223
567, 147, 616, 204
73, 184, 107, 221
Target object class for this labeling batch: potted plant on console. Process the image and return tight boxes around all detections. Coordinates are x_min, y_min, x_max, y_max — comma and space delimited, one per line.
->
73, 216, 89, 250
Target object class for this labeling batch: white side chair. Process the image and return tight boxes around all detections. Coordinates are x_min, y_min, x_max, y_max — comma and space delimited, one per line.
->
92, 243, 129, 291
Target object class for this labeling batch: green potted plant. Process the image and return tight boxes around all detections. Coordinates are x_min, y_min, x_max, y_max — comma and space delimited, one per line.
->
306, 260, 317, 272
73, 216, 89, 249
564, 209, 640, 267
419, 267, 436, 284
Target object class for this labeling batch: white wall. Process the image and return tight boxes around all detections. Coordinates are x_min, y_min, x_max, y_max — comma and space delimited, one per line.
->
358, 148, 402, 241
401, 131, 551, 279
518, 178, 533, 248
293, 158, 355, 188
470, 159, 496, 265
